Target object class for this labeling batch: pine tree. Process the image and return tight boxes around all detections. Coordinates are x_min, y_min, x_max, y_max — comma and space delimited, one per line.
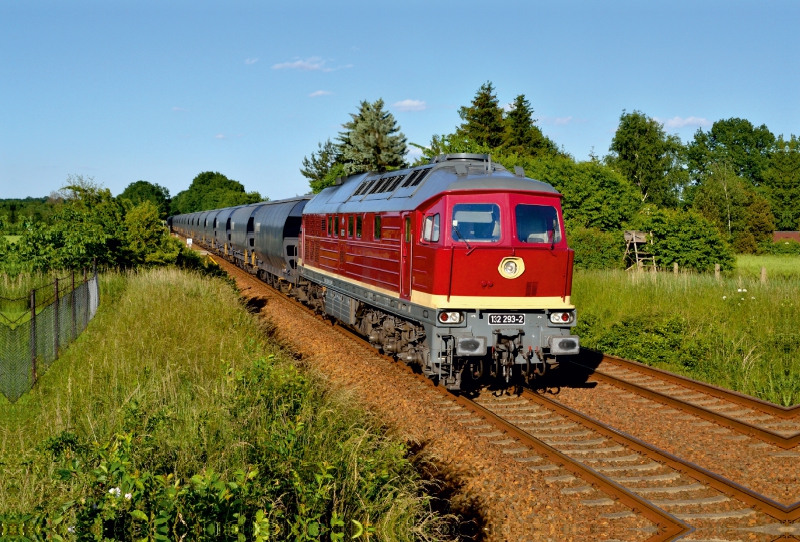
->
300, 139, 342, 193
457, 82, 505, 149
338, 99, 407, 175
503, 94, 557, 157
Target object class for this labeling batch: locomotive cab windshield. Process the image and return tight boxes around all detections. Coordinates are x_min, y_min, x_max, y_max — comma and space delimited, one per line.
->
515, 204, 562, 244
451, 203, 501, 242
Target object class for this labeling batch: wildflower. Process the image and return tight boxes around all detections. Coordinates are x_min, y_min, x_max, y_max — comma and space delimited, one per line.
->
109, 487, 121, 498
125, 493, 132, 500
723, 296, 727, 300
751, 296, 755, 300
741, 298, 745, 301
68, 527, 75, 534
743, 288, 747, 292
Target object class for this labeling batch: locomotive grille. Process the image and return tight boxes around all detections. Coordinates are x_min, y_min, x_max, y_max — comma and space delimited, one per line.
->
402, 170, 420, 187
411, 168, 431, 186
313, 240, 320, 262
525, 282, 538, 296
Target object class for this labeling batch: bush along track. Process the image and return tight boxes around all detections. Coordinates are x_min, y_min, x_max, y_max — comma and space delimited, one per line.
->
0, 268, 453, 541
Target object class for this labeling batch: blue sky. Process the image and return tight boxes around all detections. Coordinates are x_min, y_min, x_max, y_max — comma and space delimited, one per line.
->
2, 0, 798, 201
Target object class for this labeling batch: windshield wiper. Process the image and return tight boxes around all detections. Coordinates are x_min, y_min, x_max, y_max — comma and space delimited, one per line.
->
453, 225, 475, 255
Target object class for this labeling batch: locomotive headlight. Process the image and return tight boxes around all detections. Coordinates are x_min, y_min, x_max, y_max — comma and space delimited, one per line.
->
498, 257, 525, 279
438, 311, 464, 324
549, 312, 574, 324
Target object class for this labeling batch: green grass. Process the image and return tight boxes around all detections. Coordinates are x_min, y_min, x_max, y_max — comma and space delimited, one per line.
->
573, 269, 800, 406
736, 254, 800, 279
0, 269, 451, 540
3, 235, 20, 244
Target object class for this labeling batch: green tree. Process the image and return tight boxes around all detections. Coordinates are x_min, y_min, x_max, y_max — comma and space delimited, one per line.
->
761, 135, 800, 230
691, 162, 776, 252
503, 94, 557, 157
124, 200, 183, 265
338, 99, 407, 175
631, 206, 735, 272
456, 81, 506, 149
687, 118, 775, 186
606, 110, 687, 207
17, 176, 127, 272
170, 172, 263, 215
118, 180, 171, 218
300, 139, 344, 194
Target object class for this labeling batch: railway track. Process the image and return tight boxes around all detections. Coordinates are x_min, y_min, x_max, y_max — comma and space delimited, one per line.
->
199, 248, 799, 541
563, 354, 800, 450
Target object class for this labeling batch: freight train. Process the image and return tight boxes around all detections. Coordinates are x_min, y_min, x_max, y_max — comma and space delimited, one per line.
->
170, 154, 579, 390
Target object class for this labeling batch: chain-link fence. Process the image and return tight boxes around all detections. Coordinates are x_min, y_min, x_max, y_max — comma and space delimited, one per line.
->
0, 270, 98, 402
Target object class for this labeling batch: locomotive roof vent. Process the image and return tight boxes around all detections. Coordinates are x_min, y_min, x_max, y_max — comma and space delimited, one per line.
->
430, 153, 490, 163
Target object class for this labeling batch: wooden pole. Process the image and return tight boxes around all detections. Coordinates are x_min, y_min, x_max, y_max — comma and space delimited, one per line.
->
673, 262, 679, 275
30, 289, 37, 383
714, 263, 720, 280
53, 277, 59, 360
761, 266, 767, 284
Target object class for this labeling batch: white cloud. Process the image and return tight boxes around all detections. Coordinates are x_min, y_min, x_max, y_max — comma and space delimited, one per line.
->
538, 116, 576, 126
272, 56, 353, 72
215, 134, 226, 139
658, 116, 711, 129
171, 107, 188, 112
244, 58, 259, 65
309, 90, 332, 97
406, 146, 424, 157
393, 99, 426, 112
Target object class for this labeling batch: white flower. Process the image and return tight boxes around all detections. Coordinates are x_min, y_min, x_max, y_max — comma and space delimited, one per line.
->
723, 296, 727, 299
124, 493, 132, 500
743, 288, 747, 292
737, 288, 742, 292
109, 487, 121, 498
751, 296, 755, 300
741, 298, 745, 301
68, 526, 75, 534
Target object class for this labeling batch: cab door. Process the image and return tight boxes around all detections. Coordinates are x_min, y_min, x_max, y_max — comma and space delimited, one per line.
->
400, 213, 413, 299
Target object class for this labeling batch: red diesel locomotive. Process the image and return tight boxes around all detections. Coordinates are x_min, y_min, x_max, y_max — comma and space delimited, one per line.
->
171, 153, 579, 390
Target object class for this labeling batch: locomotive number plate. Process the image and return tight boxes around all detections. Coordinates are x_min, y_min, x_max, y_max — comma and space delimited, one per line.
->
488, 313, 525, 325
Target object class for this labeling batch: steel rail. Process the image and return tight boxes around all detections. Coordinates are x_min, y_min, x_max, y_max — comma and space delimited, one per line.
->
584, 351, 798, 419
573, 359, 800, 450
525, 388, 800, 522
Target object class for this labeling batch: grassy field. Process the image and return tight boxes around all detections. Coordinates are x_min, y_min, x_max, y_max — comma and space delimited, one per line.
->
736, 254, 800, 279
0, 269, 450, 540
573, 267, 800, 406
3, 235, 21, 244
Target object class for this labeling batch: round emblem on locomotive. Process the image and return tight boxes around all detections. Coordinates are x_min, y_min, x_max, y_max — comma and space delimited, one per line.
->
498, 256, 525, 279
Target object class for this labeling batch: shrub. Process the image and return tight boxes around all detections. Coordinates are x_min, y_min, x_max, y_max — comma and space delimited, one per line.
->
630, 206, 736, 272
569, 227, 624, 270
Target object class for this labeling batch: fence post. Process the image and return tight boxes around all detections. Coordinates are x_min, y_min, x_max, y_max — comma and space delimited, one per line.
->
714, 263, 720, 280
83, 267, 88, 329
673, 262, 679, 275
53, 277, 59, 360
71, 271, 77, 340
30, 289, 37, 384
761, 266, 767, 284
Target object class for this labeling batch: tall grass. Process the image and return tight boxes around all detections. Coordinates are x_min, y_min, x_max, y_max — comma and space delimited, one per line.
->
573, 269, 800, 406
0, 269, 449, 540
736, 254, 800, 279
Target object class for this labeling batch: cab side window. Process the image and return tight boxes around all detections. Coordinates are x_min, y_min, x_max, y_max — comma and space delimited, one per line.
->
422, 213, 440, 242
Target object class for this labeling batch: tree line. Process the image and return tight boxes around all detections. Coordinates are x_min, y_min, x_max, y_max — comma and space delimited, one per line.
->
300, 82, 800, 271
